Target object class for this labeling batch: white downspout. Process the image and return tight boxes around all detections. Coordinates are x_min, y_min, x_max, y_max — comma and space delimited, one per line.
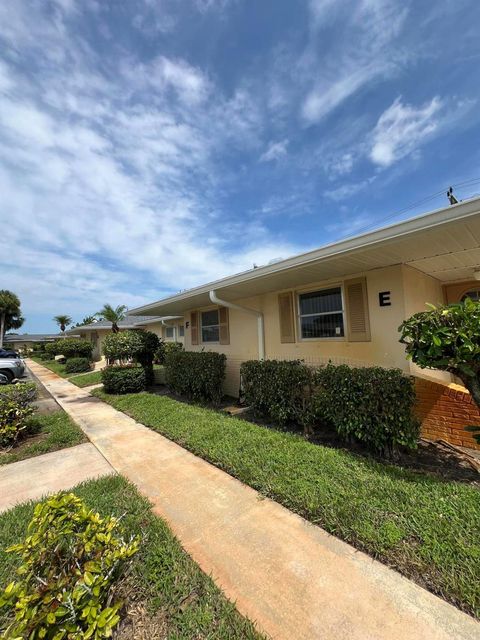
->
161, 319, 176, 341
209, 290, 265, 360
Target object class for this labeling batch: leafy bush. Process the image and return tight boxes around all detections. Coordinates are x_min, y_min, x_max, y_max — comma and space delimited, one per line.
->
101, 366, 146, 394
165, 350, 226, 404
0, 383, 37, 449
103, 331, 144, 363
241, 359, 312, 425
310, 365, 420, 456
40, 351, 53, 361
135, 331, 161, 385
45, 338, 93, 360
155, 341, 183, 365
0, 492, 139, 639
400, 298, 480, 408
65, 357, 91, 374
240, 360, 419, 456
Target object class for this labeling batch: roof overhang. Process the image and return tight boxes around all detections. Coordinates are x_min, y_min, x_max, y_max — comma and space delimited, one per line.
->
130, 197, 480, 317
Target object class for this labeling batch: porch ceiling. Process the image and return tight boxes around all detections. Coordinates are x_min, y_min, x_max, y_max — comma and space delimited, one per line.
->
131, 197, 480, 316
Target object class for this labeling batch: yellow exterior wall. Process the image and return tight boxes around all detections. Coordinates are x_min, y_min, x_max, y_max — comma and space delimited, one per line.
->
183, 264, 433, 396
262, 264, 407, 370
144, 321, 185, 343
400, 265, 451, 383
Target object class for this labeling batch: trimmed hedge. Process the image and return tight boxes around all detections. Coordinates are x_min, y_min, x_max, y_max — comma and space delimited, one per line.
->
165, 351, 226, 404
241, 359, 311, 425
101, 366, 146, 394
240, 360, 419, 456
45, 338, 93, 359
155, 340, 183, 365
311, 364, 420, 456
65, 357, 91, 374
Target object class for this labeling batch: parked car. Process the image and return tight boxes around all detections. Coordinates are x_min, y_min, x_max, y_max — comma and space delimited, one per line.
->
0, 372, 8, 384
0, 358, 26, 382
0, 348, 19, 358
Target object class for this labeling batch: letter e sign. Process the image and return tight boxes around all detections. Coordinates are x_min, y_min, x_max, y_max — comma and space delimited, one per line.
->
379, 291, 391, 307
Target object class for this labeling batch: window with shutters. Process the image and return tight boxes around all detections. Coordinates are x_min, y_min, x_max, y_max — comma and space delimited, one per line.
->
201, 309, 220, 342
178, 324, 185, 337
298, 287, 344, 339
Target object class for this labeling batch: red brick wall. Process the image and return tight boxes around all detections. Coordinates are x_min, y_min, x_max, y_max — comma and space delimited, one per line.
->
415, 377, 480, 450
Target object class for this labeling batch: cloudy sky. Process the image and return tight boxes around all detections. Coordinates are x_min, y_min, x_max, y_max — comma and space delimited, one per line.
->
1, 0, 480, 333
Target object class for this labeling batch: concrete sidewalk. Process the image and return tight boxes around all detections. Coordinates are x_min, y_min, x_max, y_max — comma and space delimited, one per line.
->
0, 443, 115, 513
27, 359, 480, 640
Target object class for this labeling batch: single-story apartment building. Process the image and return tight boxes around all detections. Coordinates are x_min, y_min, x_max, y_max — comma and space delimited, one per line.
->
129, 196, 480, 450
3, 333, 63, 352
69, 315, 184, 360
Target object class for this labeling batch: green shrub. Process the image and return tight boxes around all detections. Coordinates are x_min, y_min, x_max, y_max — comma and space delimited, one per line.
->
240, 360, 419, 456
40, 351, 53, 361
165, 350, 226, 404
0, 492, 139, 639
241, 359, 312, 425
65, 357, 91, 374
0, 383, 37, 449
45, 338, 93, 360
103, 331, 144, 363
310, 365, 419, 456
0, 382, 37, 405
135, 331, 161, 385
155, 341, 183, 365
101, 366, 146, 394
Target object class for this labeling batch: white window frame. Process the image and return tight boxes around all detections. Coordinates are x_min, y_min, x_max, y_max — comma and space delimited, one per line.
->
178, 324, 185, 337
165, 326, 174, 339
201, 308, 220, 344
297, 285, 346, 341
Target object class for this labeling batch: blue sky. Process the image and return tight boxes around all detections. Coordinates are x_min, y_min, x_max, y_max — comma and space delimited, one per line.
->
1, 0, 480, 333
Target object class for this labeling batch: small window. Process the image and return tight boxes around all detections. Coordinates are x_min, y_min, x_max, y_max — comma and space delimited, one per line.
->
179, 324, 185, 337
299, 287, 344, 338
461, 290, 480, 302
165, 327, 174, 338
201, 309, 220, 342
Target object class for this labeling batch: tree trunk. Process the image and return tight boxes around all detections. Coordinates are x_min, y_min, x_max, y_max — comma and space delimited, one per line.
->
112, 322, 119, 333
459, 374, 480, 411
0, 312, 4, 348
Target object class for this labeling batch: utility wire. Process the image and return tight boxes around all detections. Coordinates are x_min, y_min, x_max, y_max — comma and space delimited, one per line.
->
343, 177, 480, 238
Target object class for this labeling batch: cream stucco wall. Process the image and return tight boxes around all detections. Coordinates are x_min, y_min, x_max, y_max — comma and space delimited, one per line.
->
144, 320, 185, 344
182, 265, 433, 396
401, 265, 451, 383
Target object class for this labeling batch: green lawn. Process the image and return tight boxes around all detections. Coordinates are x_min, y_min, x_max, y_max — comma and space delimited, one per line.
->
29, 356, 73, 378
70, 370, 102, 387
0, 410, 86, 465
93, 389, 480, 618
0, 475, 261, 639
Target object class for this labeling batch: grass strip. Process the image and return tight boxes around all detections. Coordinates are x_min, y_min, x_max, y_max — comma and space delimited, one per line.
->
0, 475, 261, 638
93, 389, 480, 618
0, 410, 86, 465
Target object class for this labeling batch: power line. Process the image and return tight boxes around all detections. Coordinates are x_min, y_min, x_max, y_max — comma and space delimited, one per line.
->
344, 177, 480, 238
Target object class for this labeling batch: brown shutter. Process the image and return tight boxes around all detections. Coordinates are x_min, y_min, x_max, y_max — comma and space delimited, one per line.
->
219, 307, 230, 345
190, 311, 199, 345
345, 277, 371, 342
278, 292, 295, 343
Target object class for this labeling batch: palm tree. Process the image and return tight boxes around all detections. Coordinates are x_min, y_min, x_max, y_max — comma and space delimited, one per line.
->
0, 290, 24, 348
96, 304, 127, 333
53, 314, 72, 334
75, 315, 96, 327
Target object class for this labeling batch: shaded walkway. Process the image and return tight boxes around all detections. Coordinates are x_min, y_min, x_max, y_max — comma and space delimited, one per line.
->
27, 359, 480, 640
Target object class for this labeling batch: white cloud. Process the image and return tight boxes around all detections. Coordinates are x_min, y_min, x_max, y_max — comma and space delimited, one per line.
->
369, 96, 443, 166
301, 0, 409, 124
259, 139, 288, 162
0, 2, 300, 330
